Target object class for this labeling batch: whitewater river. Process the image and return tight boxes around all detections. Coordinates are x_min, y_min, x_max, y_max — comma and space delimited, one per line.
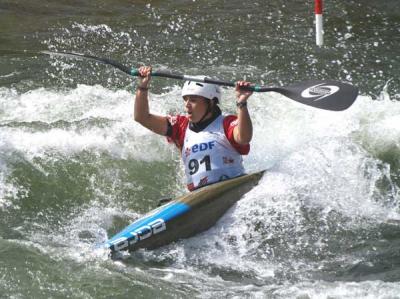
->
0, 0, 399, 298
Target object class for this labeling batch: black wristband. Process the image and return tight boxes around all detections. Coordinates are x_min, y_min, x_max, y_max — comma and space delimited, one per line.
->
137, 86, 149, 91
236, 101, 247, 109
165, 120, 173, 137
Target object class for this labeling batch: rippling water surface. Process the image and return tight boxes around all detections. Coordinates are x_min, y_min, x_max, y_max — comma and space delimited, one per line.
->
0, 0, 399, 298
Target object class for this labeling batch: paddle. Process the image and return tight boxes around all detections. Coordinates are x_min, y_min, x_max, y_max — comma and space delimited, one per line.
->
41, 50, 358, 111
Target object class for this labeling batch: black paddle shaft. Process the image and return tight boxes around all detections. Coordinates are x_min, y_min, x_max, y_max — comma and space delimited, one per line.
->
42, 51, 359, 111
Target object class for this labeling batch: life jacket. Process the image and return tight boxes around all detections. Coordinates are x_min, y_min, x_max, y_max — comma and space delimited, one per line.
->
181, 115, 245, 190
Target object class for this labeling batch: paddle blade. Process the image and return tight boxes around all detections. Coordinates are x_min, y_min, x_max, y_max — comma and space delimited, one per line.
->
272, 80, 358, 111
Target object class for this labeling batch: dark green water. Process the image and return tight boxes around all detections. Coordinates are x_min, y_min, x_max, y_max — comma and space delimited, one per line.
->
1, 0, 400, 298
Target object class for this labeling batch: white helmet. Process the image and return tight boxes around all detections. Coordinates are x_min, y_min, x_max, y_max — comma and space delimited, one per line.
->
181, 77, 221, 103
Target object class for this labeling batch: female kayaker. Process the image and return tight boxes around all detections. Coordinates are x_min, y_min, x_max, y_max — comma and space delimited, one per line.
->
134, 66, 254, 191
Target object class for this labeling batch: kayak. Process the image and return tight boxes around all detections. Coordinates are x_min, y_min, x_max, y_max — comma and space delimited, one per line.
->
102, 170, 265, 255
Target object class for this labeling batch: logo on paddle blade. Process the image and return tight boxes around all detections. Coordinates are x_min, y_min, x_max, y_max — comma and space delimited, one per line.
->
301, 83, 340, 101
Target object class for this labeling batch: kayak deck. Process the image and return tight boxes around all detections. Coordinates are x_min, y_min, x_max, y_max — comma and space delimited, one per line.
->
103, 171, 265, 254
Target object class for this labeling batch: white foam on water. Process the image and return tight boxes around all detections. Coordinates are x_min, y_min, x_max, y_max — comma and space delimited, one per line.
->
0, 139, 29, 210
1, 84, 132, 123
25, 204, 133, 264
3, 82, 399, 297
0, 85, 176, 162
0, 162, 19, 210
0, 84, 181, 211
271, 280, 400, 299
249, 91, 400, 216
353, 97, 400, 160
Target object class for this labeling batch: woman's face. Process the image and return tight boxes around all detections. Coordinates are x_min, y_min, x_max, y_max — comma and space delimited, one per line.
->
183, 96, 210, 123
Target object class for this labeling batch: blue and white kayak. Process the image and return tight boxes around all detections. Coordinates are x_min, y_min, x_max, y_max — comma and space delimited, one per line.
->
102, 171, 265, 254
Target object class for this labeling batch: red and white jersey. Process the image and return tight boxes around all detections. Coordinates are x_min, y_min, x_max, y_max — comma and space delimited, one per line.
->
167, 114, 250, 191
